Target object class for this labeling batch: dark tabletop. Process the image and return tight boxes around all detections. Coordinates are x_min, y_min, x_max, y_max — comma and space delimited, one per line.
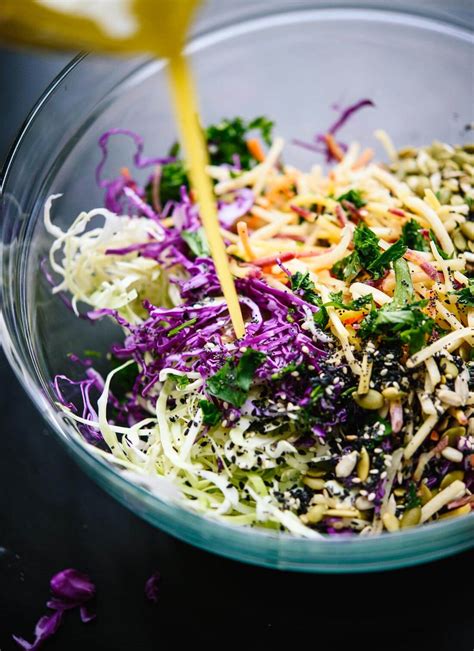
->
0, 47, 473, 651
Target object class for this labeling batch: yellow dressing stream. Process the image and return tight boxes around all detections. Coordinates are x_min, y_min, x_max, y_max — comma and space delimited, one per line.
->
0, 0, 245, 338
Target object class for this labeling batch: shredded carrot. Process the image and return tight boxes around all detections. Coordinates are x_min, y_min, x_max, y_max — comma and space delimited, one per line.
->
246, 138, 266, 163
244, 215, 265, 230
430, 430, 440, 441
469, 454, 474, 468
340, 312, 364, 326
352, 148, 374, 170
237, 221, 255, 261
323, 134, 344, 162
120, 167, 131, 179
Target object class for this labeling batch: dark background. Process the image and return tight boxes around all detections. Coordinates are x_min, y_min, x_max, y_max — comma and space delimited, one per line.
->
0, 35, 473, 651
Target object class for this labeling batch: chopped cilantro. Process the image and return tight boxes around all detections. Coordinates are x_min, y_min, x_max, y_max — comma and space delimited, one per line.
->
332, 223, 406, 281
181, 228, 211, 257
271, 362, 299, 380
289, 272, 328, 328
367, 238, 407, 278
310, 385, 324, 401
167, 319, 197, 337
199, 399, 222, 426
206, 348, 266, 408
337, 189, 366, 209
358, 258, 434, 353
332, 251, 362, 282
145, 116, 274, 206
325, 291, 373, 311
451, 280, 474, 306
206, 116, 274, 169
430, 230, 452, 260
157, 161, 188, 205
168, 374, 191, 389
406, 482, 421, 509
401, 219, 429, 251
290, 271, 319, 303
170, 116, 274, 170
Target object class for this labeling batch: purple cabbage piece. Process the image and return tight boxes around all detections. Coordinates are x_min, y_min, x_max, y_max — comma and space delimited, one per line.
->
12, 569, 95, 650
293, 98, 375, 162
49, 569, 95, 608
13, 611, 63, 651
218, 188, 254, 228
96, 129, 174, 214
144, 571, 161, 603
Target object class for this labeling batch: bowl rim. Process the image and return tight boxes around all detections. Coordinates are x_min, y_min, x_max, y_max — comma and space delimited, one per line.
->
1, 4, 473, 572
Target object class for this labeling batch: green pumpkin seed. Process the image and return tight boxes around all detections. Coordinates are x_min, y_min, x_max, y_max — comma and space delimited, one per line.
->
357, 447, 370, 482
460, 221, 474, 241
382, 387, 405, 401
382, 512, 400, 533
439, 470, 465, 491
305, 504, 328, 524
453, 230, 467, 251
442, 426, 466, 446
437, 188, 452, 204
303, 476, 326, 491
419, 483, 433, 506
439, 504, 471, 520
353, 389, 384, 411
439, 358, 459, 378
400, 506, 422, 528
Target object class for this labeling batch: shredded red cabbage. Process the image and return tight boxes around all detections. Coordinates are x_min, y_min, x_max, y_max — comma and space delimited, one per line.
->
13, 569, 95, 650
144, 571, 161, 603
293, 98, 375, 162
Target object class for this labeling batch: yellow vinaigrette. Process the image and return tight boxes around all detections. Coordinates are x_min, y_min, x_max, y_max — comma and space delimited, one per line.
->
0, 0, 246, 337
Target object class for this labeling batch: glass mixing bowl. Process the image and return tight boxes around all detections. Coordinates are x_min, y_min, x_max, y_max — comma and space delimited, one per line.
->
1, 5, 473, 572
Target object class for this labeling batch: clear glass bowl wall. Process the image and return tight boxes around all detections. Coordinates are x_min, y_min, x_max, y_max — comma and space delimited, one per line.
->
1, 6, 473, 572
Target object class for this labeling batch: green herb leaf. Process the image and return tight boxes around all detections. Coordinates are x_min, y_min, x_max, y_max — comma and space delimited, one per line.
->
430, 230, 452, 260
401, 219, 429, 251
199, 399, 222, 426
359, 258, 433, 353
146, 116, 274, 206
406, 482, 421, 509
331, 251, 362, 282
158, 161, 189, 204
337, 189, 366, 209
391, 257, 415, 308
353, 222, 380, 266
325, 291, 373, 311
206, 348, 266, 408
450, 280, 474, 306
270, 362, 299, 380
168, 374, 191, 389
181, 228, 211, 257
290, 271, 319, 304
206, 116, 274, 169
333, 224, 406, 281
366, 238, 407, 278
289, 272, 329, 327
167, 318, 197, 337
